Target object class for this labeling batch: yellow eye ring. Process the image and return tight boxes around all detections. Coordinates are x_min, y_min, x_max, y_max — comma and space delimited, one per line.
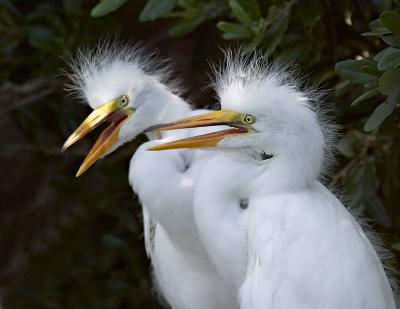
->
242, 114, 256, 124
120, 95, 129, 106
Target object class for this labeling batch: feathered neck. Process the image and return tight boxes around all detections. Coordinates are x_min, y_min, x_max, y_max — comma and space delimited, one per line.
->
144, 83, 192, 141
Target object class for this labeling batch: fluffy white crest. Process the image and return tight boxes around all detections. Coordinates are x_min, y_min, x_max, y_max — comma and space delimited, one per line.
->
211, 48, 339, 178
63, 37, 183, 108
62, 37, 192, 154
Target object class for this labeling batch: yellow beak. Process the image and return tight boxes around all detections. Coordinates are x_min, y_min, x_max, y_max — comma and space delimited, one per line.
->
145, 110, 249, 151
63, 100, 133, 177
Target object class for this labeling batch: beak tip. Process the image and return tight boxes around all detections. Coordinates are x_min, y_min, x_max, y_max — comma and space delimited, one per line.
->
75, 165, 86, 177
62, 139, 73, 151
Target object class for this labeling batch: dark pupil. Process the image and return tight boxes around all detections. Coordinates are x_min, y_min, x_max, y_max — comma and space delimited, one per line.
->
239, 198, 249, 209
246, 116, 251, 123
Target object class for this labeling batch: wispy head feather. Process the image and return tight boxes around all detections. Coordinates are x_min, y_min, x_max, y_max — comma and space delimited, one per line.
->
63, 37, 183, 102
211, 48, 340, 178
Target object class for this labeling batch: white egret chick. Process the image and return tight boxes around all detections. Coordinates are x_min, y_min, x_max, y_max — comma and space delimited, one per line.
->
63, 40, 233, 309
147, 52, 397, 309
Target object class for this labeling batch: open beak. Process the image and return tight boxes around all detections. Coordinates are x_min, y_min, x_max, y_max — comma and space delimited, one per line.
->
63, 100, 133, 177
145, 110, 249, 151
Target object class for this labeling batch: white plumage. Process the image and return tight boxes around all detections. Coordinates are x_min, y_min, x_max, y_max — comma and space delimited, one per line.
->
147, 51, 398, 309
63, 39, 233, 309
130, 141, 233, 308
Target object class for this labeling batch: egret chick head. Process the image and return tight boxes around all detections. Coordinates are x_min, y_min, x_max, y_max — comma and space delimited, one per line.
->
210, 51, 320, 154
63, 38, 184, 176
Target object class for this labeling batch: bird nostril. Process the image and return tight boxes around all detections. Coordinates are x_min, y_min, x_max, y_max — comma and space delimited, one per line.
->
239, 198, 249, 210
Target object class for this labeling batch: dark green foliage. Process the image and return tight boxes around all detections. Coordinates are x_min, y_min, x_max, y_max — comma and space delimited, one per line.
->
0, 0, 158, 308
139, 0, 176, 22
336, 11, 400, 131
91, 0, 129, 18
1, 0, 400, 308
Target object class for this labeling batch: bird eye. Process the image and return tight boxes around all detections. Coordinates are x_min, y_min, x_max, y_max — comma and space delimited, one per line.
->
242, 114, 256, 124
120, 95, 129, 106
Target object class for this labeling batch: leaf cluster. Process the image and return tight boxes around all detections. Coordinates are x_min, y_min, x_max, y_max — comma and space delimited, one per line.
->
336, 11, 400, 131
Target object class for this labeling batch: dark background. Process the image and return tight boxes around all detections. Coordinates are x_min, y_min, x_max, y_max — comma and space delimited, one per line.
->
1, 0, 400, 308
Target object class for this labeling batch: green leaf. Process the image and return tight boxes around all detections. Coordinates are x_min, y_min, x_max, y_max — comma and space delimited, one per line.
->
335, 80, 351, 97
90, 0, 128, 17
351, 87, 380, 106
265, 25, 286, 54
362, 163, 392, 227
364, 68, 400, 131
362, 31, 390, 36
364, 97, 397, 131
377, 49, 400, 71
345, 158, 392, 227
373, 46, 397, 62
263, 3, 292, 55
140, 0, 176, 22
382, 33, 400, 47
335, 60, 379, 85
361, 65, 381, 76
369, 18, 389, 33
379, 68, 400, 95
235, 0, 261, 20
337, 130, 359, 158
380, 11, 400, 38
229, 0, 253, 26
178, 0, 195, 9
344, 162, 367, 211
363, 18, 391, 36
364, 79, 379, 89
266, 4, 278, 19
164, 7, 197, 19
245, 25, 265, 51
217, 22, 253, 39
169, 17, 202, 37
